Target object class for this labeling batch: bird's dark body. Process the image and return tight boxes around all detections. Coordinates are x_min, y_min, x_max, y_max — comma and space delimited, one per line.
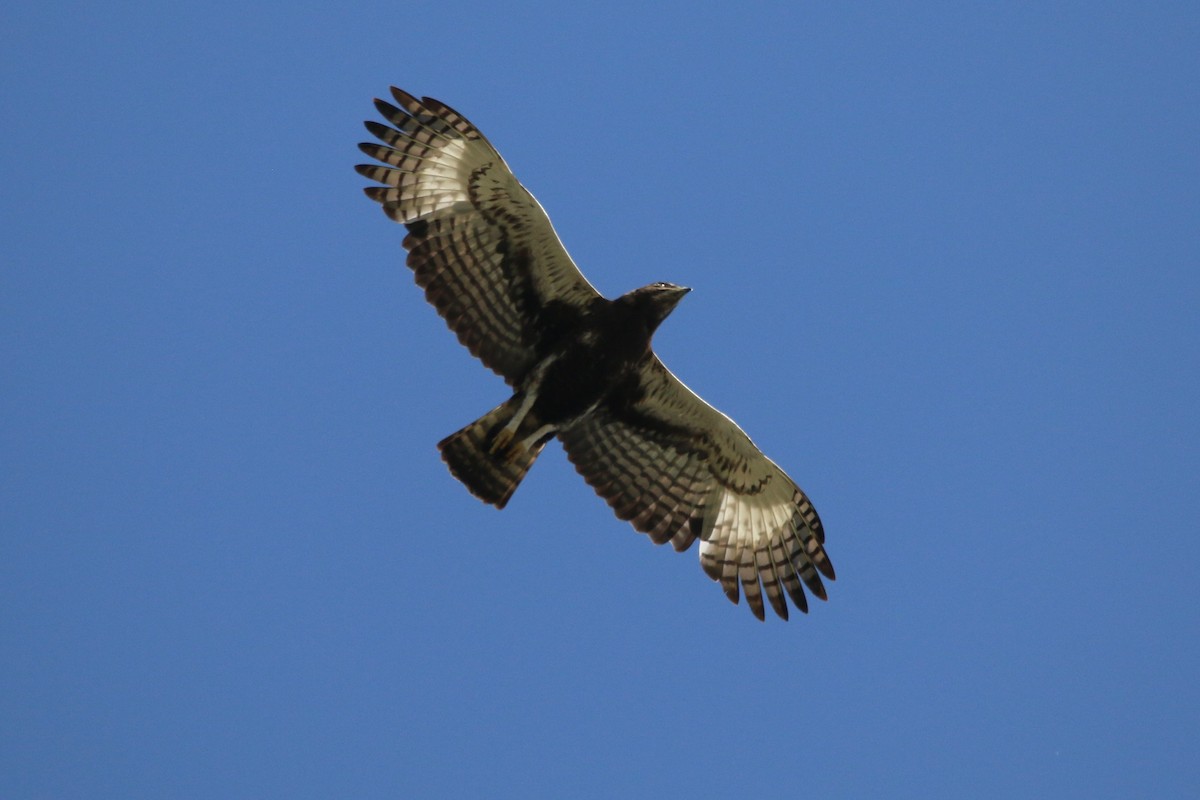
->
527, 295, 657, 425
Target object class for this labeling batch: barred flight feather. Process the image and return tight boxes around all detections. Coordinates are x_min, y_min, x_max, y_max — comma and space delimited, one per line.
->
559, 357, 833, 620
357, 88, 600, 385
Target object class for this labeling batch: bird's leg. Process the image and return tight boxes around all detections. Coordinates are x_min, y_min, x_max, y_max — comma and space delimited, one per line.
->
489, 388, 537, 456
493, 420, 557, 467
489, 357, 554, 457
517, 423, 556, 454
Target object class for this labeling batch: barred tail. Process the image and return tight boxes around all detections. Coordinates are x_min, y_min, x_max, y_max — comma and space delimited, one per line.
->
437, 399, 548, 509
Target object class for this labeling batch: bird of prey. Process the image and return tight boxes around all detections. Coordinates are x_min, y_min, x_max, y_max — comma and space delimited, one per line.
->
355, 88, 834, 620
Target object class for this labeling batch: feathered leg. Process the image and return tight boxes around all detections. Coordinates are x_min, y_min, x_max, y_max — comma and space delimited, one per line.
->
437, 397, 554, 508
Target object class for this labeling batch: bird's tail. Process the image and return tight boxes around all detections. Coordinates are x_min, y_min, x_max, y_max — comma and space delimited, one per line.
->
437, 398, 551, 509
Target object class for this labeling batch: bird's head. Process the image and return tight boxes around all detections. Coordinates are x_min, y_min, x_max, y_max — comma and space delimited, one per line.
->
628, 282, 691, 329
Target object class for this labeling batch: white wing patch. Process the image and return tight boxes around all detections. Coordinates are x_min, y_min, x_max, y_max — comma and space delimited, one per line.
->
697, 477, 820, 620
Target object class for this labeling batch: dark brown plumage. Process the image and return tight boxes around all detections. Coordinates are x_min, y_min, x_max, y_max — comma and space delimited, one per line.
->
356, 88, 833, 620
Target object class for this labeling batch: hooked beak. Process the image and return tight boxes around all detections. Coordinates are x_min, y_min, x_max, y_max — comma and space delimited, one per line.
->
667, 285, 691, 310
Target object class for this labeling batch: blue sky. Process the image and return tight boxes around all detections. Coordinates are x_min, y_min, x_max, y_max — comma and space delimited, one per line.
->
3, 2, 1198, 797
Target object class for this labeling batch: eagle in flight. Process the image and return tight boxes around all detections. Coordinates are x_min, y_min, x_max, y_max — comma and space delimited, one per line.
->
356, 88, 834, 620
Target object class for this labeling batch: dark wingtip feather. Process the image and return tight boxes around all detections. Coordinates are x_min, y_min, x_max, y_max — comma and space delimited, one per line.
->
390, 86, 422, 110
767, 592, 789, 621
364, 120, 394, 140
784, 581, 809, 614
721, 579, 740, 605
373, 98, 406, 124
808, 578, 828, 602
818, 556, 837, 581
746, 587, 766, 621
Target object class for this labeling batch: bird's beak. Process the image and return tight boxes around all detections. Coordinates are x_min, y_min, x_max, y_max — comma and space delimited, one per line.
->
668, 285, 691, 309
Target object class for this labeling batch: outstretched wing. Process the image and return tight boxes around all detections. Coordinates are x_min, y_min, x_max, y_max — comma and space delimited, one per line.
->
356, 88, 601, 385
558, 358, 834, 620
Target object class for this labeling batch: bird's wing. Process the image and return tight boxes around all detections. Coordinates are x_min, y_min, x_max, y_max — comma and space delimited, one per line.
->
558, 357, 834, 620
357, 88, 602, 385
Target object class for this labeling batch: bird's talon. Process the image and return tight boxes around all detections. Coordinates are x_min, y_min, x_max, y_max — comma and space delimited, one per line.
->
489, 428, 514, 455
